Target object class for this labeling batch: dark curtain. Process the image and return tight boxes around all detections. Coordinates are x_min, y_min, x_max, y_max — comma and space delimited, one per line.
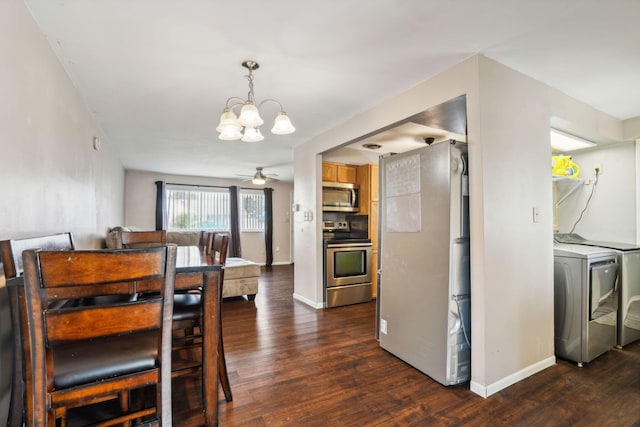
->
264, 187, 274, 267
155, 181, 167, 231
229, 185, 242, 258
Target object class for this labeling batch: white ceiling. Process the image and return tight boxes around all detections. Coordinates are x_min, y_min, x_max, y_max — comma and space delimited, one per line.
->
24, 0, 640, 182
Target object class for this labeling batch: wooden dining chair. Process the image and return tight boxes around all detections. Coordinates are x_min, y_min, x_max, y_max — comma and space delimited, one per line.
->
172, 233, 233, 401
118, 229, 167, 248
20, 245, 177, 426
210, 234, 232, 401
0, 232, 75, 427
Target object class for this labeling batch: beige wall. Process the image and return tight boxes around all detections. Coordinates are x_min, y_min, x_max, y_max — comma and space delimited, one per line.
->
293, 55, 627, 397
0, 0, 125, 250
124, 170, 293, 265
558, 142, 637, 242
0, 3, 125, 422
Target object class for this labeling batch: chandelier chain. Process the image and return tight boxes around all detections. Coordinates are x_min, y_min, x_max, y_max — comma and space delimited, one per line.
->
245, 69, 256, 104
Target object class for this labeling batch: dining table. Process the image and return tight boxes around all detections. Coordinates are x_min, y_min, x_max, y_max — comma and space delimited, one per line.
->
173, 245, 223, 427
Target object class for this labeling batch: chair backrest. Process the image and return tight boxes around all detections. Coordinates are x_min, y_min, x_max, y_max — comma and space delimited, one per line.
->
0, 233, 75, 426
203, 231, 215, 254
211, 234, 229, 266
119, 230, 167, 248
21, 246, 177, 426
199, 230, 209, 250
0, 232, 74, 278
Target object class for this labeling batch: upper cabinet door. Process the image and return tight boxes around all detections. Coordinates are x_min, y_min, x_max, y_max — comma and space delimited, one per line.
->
322, 162, 338, 182
322, 162, 356, 183
337, 164, 356, 183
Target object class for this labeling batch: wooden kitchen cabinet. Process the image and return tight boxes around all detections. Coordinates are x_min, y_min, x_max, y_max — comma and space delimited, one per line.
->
371, 249, 378, 298
322, 162, 356, 183
357, 163, 379, 298
370, 201, 378, 250
337, 164, 356, 183
370, 164, 379, 202
322, 162, 337, 182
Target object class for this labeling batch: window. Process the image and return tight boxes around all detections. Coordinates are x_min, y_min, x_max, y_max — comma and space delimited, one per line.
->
166, 185, 230, 231
241, 189, 265, 232
165, 185, 265, 233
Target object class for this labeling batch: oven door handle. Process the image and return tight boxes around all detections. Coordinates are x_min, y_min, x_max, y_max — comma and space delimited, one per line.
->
326, 243, 372, 249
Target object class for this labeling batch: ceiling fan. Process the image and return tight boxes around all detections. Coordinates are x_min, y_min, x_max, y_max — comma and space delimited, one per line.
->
237, 167, 280, 185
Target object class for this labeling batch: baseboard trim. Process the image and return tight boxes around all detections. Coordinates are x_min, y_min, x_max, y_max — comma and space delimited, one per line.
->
293, 293, 324, 309
470, 355, 556, 398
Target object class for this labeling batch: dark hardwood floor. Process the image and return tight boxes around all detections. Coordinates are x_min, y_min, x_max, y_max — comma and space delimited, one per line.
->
173, 264, 640, 426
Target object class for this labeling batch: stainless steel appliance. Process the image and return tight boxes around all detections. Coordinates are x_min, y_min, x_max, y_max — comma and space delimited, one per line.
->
553, 243, 619, 366
322, 182, 359, 212
324, 239, 372, 308
378, 140, 471, 386
554, 233, 640, 347
322, 220, 349, 233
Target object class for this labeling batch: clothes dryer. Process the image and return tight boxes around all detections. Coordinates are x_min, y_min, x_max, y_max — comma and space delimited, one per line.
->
555, 234, 640, 347
553, 243, 618, 366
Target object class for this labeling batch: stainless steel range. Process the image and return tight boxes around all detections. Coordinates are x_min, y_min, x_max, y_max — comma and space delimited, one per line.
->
323, 216, 372, 308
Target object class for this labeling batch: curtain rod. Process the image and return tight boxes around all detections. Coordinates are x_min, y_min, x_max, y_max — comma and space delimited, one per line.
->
166, 182, 271, 191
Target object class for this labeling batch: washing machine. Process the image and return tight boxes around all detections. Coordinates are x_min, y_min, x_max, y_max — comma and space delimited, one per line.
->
555, 233, 640, 347
553, 243, 619, 366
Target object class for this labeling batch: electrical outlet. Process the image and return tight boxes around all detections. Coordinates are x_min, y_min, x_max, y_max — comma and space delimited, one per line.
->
594, 163, 603, 175
380, 318, 388, 334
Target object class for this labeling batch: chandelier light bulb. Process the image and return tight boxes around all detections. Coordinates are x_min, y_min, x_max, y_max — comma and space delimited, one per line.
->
241, 127, 264, 142
271, 112, 295, 135
216, 109, 242, 133
238, 103, 264, 128
219, 127, 243, 140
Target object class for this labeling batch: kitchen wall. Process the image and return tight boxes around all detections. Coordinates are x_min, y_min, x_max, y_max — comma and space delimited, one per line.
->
557, 141, 637, 243
293, 54, 627, 398
0, 2, 126, 423
124, 170, 293, 265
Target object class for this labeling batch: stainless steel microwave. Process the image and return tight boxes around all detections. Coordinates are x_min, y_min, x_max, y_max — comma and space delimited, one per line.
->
322, 182, 359, 212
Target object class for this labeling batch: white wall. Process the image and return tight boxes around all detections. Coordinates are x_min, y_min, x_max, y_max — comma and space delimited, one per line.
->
0, 0, 125, 251
293, 54, 627, 397
557, 142, 637, 243
474, 57, 556, 393
637, 139, 640, 244
124, 170, 293, 265
0, 2, 125, 422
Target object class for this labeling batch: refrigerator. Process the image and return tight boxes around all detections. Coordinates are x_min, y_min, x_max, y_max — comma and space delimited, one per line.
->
378, 140, 471, 386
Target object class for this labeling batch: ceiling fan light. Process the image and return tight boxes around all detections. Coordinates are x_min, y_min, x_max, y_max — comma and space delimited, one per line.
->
252, 176, 266, 185
239, 103, 264, 128
216, 108, 241, 133
242, 127, 264, 142
271, 112, 295, 135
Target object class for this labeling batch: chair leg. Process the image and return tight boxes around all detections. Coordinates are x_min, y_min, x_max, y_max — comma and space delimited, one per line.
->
54, 407, 67, 427
120, 391, 132, 426
218, 322, 233, 402
8, 332, 24, 427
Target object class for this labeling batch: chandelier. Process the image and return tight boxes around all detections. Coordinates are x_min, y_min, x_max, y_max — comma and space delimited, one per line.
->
216, 60, 295, 142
